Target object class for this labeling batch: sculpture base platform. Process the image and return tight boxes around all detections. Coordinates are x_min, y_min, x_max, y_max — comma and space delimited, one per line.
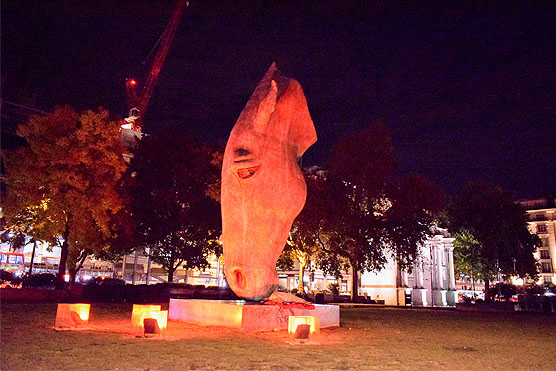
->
169, 299, 340, 332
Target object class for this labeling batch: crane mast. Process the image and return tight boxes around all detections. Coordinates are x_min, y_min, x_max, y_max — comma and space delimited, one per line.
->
123, 0, 188, 132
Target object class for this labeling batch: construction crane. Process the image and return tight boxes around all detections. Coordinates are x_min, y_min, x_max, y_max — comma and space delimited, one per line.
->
122, 0, 188, 132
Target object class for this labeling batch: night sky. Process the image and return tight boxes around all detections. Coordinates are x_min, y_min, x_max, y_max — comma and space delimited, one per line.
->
2, 1, 555, 199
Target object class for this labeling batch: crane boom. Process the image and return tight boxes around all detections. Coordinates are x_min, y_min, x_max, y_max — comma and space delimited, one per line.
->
124, 0, 188, 132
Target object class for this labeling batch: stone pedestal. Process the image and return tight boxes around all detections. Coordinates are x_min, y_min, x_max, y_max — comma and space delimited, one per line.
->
411, 289, 428, 307
432, 290, 448, 307
446, 290, 458, 307
397, 288, 406, 306
169, 299, 340, 332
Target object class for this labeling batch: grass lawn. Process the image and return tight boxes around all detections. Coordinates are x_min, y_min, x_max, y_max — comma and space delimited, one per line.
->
1, 302, 555, 370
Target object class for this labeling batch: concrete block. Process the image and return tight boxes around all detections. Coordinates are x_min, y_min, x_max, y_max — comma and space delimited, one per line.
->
169, 299, 339, 332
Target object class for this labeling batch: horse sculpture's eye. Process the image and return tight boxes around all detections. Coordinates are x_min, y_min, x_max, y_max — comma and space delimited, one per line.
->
237, 166, 259, 179
235, 148, 251, 156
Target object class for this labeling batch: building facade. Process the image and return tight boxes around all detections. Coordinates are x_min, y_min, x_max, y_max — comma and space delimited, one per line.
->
359, 228, 457, 307
519, 198, 556, 286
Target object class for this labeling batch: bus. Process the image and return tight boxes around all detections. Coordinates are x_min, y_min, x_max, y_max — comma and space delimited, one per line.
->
0, 252, 25, 275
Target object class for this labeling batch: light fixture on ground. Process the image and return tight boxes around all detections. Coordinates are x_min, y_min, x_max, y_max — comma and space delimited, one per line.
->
55, 303, 90, 329
288, 315, 319, 343
131, 304, 168, 337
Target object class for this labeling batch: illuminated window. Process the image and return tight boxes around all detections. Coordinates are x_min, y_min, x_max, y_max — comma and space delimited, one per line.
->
537, 225, 548, 233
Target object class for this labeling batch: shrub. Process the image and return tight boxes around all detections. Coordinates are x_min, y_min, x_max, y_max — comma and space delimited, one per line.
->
22, 273, 56, 288
87, 277, 126, 286
328, 283, 340, 295
0, 269, 16, 282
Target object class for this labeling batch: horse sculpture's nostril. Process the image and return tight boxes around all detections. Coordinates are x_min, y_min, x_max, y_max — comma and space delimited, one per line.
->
231, 267, 247, 290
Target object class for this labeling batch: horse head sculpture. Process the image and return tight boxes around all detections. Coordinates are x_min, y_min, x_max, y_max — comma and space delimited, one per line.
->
221, 63, 317, 300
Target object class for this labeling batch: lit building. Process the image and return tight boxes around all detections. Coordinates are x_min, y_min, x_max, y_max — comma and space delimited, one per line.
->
0, 238, 61, 276
519, 197, 556, 286
277, 264, 344, 294
0, 236, 117, 281
273, 228, 457, 307
115, 252, 224, 286
359, 228, 457, 307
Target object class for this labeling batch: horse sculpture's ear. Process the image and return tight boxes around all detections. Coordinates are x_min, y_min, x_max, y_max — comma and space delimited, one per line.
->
287, 83, 317, 158
252, 80, 277, 134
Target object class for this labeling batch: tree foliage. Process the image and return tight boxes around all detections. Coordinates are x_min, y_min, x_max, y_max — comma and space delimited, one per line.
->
126, 127, 221, 282
448, 181, 539, 297
307, 123, 444, 300
276, 170, 331, 293
452, 229, 486, 294
0, 206, 37, 251
452, 230, 484, 277
386, 174, 445, 270
321, 123, 395, 291
2, 107, 127, 282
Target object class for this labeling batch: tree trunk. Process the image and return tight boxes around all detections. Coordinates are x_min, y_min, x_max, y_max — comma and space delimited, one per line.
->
395, 251, 402, 306
57, 215, 71, 288
471, 268, 476, 295
132, 250, 138, 285
350, 260, 359, 303
167, 247, 176, 283
28, 240, 37, 276
145, 249, 152, 285
297, 254, 307, 294
69, 253, 88, 284
484, 278, 490, 301
57, 240, 69, 288
121, 254, 127, 280
69, 268, 77, 284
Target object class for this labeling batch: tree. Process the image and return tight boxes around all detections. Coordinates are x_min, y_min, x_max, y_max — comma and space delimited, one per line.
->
127, 127, 221, 282
276, 223, 314, 294
452, 230, 484, 294
0, 206, 44, 276
276, 167, 343, 293
318, 122, 443, 301
324, 122, 394, 301
448, 181, 539, 300
386, 174, 445, 302
2, 107, 127, 284
277, 195, 321, 294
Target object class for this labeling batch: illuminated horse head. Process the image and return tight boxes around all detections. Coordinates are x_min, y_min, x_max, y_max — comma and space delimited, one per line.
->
221, 63, 317, 300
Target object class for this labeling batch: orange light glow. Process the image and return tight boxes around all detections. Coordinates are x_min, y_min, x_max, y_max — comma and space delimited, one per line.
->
288, 315, 319, 335
151, 310, 168, 330
131, 305, 168, 336
55, 303, 90, 328
129, 79, 137, 86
